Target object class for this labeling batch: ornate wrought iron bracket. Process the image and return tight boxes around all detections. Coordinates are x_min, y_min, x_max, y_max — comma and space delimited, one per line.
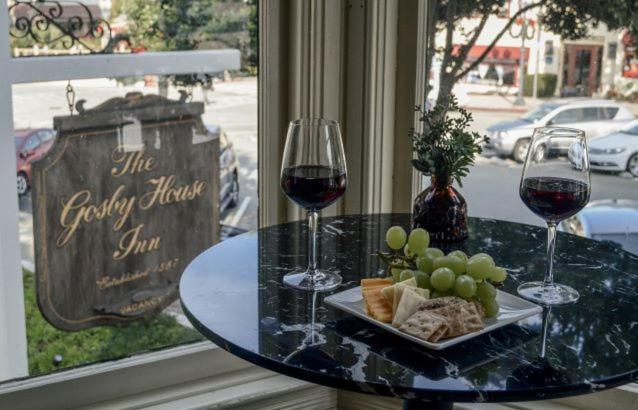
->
9, 0, 112, 53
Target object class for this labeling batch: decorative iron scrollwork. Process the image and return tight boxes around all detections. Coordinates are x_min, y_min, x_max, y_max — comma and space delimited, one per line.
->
9, 1, 112, 53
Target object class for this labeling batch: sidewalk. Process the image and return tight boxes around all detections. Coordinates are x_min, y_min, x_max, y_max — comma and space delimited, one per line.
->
463, 93, 543, 113
463, 92, 638, 115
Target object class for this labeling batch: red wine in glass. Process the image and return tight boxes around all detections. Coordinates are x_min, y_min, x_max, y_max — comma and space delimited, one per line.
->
517, 127, 590, 306
281, 165, 347, 211
280, 118, 348, 292
520, 177, 589, 223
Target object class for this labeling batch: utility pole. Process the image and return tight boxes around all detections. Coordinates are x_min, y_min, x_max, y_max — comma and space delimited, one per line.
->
532, 21, 542, 99
509, 1, 535, 106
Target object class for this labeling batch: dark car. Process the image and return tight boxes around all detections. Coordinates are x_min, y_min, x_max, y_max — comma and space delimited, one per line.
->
206, 125, 240, 212
15, 128, 56, 196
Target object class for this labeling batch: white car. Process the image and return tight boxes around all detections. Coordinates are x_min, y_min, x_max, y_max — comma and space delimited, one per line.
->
586, 120, 638, 176
485, 99, 635, 162
559, 199, 638, 255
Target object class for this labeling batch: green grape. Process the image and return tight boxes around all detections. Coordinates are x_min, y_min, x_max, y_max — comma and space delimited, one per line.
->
490, 266, 508, 283
416, 256, 434, 274
390, 267, 402, 282
424, 248, 445, 259
399, 269, 415, 282
386, 226, 407, 250
448, 250, 468, 263
466, 255, 495, 281
433, 255, 466, 276
430, 267, 455, 292
414, 270, 430, 289
408, 228, 430, 256
469, 252, 494, 265
476, 281, 497, 301
431, 290, 453, 298
482, 298, 500, 318
453, 275, 477, 299
403, 244, 415, 257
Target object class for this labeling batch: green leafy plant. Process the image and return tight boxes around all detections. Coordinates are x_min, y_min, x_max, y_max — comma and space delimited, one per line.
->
22, 271, 203, 376
410, 97, 487, 187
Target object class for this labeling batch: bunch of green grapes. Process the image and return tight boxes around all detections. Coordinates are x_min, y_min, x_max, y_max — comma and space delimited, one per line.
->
382, 226, 509, 318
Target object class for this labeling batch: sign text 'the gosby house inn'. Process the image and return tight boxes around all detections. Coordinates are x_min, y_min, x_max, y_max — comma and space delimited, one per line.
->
32, 93, 219, 331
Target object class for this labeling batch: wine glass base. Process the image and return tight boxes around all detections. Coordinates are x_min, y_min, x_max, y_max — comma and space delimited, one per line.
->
517, 281, 579, 306
283, 270, 342, 292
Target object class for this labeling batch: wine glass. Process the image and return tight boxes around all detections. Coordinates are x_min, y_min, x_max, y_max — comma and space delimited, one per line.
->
280, 118, 348, 291
518, 127, 590, 305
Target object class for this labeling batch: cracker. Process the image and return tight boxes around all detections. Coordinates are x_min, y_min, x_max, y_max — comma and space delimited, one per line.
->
417, 296, 465, 311
399, 310, 447, 341
431, 302, 484, 338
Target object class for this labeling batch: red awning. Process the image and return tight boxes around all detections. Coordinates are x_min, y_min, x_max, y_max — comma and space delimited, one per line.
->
454, 45, 530, 63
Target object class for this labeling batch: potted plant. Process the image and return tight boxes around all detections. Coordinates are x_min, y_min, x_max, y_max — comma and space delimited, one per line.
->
410, 97, 487, 242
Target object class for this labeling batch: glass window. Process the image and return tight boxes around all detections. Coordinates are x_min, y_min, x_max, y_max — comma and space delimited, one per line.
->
23, 134, 41, 151
582, 107, 600, 121
423, 0, 638, 250
521, 103, 559, 122
9, 0, 259, 65
550, 108, 581, 124
38, 130, 56, 142
2, 0, 258, 385
605, 107, 620, 119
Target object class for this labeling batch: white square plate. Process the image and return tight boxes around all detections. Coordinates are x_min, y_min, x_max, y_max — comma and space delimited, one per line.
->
324, 286, 542, 350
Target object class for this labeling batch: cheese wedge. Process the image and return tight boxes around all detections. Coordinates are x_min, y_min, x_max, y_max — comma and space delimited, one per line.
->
413, 287, 430, 299
392, 287, 428, 328
392, 277, 418, 314
362, 287, 393, 323
381, 277, 417, 309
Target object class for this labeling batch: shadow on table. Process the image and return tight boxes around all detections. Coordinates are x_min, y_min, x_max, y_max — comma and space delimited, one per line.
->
328, 317, 538, 381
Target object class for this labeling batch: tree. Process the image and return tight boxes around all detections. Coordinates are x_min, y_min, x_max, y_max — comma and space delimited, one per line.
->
111, 0, 258, 91
429, 0, 638, 113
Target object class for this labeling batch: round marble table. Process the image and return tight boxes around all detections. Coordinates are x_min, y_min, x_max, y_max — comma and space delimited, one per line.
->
180, 214, 638, 409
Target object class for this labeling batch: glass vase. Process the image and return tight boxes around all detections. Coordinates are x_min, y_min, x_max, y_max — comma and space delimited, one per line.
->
412, 176, 468, 242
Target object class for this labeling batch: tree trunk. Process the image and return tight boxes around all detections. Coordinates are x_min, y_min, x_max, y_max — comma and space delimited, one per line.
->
435, 72, 455, 118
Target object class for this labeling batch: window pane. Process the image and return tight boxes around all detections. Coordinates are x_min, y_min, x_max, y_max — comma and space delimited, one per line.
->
552, 109, 580, 124
582, 107, 599, 121
7, 72, 257, 382
425, 0, 638, 256
9, 0, 258, 66
2, 1, 257, 384
606, 106, 619, 119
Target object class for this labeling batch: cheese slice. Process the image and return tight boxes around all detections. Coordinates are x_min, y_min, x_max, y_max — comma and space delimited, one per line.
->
392, 287, 428, 328
413, 288, 430, 299
392, 277, 418, 314
361, 278, 393, 289
381, 277, 418, 310
362, 287, 393, 323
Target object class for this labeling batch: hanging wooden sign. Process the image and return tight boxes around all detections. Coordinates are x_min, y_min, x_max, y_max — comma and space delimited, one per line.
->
32, 93, 219, 331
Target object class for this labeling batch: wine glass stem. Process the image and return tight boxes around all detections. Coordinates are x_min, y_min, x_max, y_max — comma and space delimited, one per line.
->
544, 222, 557, 286
307, 211, 319, 279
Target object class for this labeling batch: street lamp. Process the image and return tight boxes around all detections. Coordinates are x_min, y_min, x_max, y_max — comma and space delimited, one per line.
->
509, 2, 535, 106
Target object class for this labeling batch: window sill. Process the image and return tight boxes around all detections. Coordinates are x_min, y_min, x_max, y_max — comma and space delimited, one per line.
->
0, 342, 256, 409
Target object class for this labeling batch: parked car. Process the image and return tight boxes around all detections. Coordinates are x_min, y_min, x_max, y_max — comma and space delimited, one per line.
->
206, 125, 240, 212
484, 100, 635, 162
15, 128, 56, 196
559, 199, 638, 255
582, 120, 638, 177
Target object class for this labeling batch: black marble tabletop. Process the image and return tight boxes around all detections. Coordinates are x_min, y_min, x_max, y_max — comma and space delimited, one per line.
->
180, 214, 638, 403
